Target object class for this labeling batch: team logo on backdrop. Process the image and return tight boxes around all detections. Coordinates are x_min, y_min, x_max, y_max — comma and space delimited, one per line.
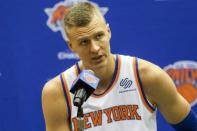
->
44, 0, 109, 60
164, 60, 197, 106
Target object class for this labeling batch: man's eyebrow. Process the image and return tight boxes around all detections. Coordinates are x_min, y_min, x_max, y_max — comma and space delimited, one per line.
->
77, 36, 89, 41
95, 31, 105, 34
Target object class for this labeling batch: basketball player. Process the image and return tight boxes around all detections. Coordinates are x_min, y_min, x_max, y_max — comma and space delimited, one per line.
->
42, 2, 197, 131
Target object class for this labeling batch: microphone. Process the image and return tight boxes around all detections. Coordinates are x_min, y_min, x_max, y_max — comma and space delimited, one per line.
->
70, 70, 100, 107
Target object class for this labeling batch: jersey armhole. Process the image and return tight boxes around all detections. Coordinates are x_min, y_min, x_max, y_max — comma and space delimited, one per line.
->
133, 57, 156, 113
60, 73, 73, 130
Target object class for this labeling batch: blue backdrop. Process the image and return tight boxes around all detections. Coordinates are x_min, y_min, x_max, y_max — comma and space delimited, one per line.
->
0, 0, 197, 131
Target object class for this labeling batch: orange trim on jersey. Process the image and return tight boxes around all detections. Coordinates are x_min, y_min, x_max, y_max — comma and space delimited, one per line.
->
92, 55, 121, 98
61, 73, 73, 121
133, 57, 155, 113
75, 64, 79, 76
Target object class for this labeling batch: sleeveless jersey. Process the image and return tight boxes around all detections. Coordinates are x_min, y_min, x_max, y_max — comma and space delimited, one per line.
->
60, 55, 157, 131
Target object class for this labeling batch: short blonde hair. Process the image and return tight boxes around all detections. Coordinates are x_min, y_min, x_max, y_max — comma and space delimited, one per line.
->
64, 2, 105, 29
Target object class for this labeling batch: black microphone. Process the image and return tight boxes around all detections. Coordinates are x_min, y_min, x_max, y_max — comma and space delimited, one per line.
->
70, 70, 100, 107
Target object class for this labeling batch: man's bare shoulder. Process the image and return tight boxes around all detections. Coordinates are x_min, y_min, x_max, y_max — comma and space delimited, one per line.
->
137, 58, 190, 124
42, 76, 63, 99
137, 58, 163, 82
42, 64, 76, 98
41, 74, 68, 113
42, 75, 69, 125
42, 75, 71, 130
136, 59, 163, 103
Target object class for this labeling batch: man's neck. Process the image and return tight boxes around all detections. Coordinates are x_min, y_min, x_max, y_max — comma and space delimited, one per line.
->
79, 54, 116, 91
96, 54, 116, 87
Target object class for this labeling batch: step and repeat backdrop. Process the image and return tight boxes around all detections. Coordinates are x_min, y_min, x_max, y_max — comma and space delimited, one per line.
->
0, 0, 196, 130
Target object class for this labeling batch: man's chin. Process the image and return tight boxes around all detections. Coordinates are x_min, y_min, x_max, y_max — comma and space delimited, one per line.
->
91, 61, 107, 70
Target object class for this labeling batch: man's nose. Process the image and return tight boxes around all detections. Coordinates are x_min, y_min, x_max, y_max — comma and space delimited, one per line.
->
90, 41, 100, 53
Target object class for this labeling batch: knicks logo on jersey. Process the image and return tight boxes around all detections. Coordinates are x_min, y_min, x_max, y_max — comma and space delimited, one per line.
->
164, 61, 197, 106
72, 104, 141, 130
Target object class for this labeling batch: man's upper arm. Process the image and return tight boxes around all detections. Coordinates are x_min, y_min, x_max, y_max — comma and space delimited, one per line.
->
138, 59, 191, 124
42, 77, 70, 131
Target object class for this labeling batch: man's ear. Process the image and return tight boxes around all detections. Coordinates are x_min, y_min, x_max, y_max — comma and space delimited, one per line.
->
106, 23, 111, 39
67, 41, 75, 52
65, 29, 75, 52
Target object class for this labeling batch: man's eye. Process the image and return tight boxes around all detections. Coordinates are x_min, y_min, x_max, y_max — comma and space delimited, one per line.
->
80, 40, 89, 46
96, 33, 104, 40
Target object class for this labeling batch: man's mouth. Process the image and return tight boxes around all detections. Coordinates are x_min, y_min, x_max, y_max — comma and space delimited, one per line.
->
91, 55, 105, 63
92, 55, 103, 60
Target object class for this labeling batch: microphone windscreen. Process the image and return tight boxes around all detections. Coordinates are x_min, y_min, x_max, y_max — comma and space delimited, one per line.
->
70, 70, 100, 100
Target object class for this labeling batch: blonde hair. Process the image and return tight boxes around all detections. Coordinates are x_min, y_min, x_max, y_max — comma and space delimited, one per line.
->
64, 2, 105, 29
